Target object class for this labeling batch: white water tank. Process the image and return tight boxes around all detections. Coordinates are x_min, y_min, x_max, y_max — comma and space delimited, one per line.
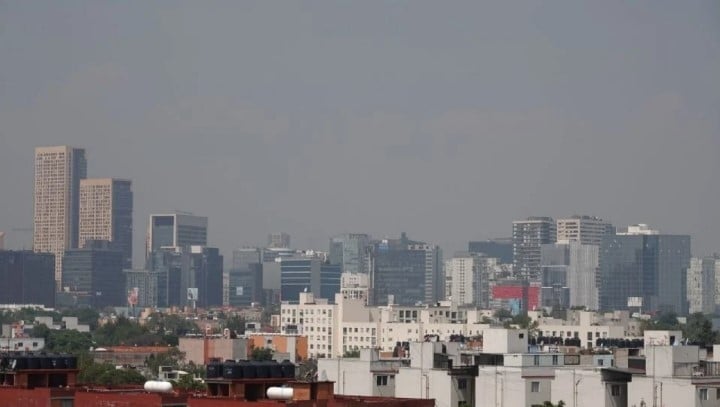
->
144, 381, 173, 393
266, 387, 294, 400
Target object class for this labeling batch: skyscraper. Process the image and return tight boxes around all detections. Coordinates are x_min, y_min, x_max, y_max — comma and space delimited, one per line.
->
62, 240, 125, 308
79, 178, 133, 268
145, 213, 208, 261
598, 228, 691, 314
268, 232, 290, 248
540, 242, 599, 310
556, 215, 614, 245
33, 146, 87, 288
329, 233, 371, 274
446, 252, 493, 308
687, 257, 717, 315
369, 233, 443, 306
0, 250, 55, 307
468, 238, 513, 264
512, 217, 556, 278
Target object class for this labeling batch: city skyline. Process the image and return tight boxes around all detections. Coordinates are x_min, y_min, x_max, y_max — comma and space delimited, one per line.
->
0, 2, 718, 267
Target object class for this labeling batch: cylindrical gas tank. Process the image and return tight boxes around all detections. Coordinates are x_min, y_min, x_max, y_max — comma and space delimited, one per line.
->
144, 381, 173, 393
266, 387, 293, 400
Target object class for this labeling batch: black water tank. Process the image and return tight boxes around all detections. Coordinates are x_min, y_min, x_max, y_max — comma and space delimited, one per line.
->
206, 361, 223, 378
51, 355, 66, 369
223, 361, 244, 379
40, 354, 53, 369
10, 355, 27, 370
65, 355, 77, 370
240, 360, 256, 379
27, 354, 41, 369
280, 360, 295, 379
255, 361, 270, 378
269, 361, 283, 378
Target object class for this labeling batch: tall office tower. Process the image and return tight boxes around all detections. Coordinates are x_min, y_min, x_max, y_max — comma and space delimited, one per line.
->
268, 232, 290, 248
79, 178, 133, 268
33, 146, 87, 288
232, 247, 262, 270
369, 233, 443, 306
229, 263, 263, 307
145, 213, 208, 261
512, 217, 556, 278
278, 255, 323, 302
0, 250, 55, 307
190, 246, 224, 308
329, 233, 371, 274
687, 258, 716, 314
556, 215, 614, 245
146, 245, 223, 308
125, 269, 166, 309
62, 240, 124, 308
446, 252, 492, 308
468, 238, 513, 264
598, 226, 691, 314
540, 242, 599, 310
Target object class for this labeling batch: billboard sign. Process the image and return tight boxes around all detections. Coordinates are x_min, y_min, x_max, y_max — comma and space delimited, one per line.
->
187, 287, 198, 301
627, 297, 643, 307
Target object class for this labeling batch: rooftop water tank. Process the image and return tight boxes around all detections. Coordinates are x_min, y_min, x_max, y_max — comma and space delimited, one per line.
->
266, 387, 293, 400
144, 381, 173, 393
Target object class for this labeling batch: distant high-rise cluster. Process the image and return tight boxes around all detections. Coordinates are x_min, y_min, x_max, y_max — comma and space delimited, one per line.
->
2, 145, 706, 315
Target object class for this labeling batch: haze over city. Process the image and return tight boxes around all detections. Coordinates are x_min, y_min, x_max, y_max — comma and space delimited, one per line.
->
1, 1, 718, 266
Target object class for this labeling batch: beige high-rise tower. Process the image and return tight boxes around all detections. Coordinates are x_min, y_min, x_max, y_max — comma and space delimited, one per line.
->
79, 178, 133, 268
33, 146, 87, 288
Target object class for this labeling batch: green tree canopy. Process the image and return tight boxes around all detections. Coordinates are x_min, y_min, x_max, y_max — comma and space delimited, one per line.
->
684, 313, 717, 345
250, 347, 274, 361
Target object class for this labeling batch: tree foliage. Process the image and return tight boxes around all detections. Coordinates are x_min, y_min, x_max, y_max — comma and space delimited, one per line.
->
93, 317, 164, 347
145, 347, 185, 376
78, 362, 145, 386
342, 349, 360, 358
222, 315, 246, 336
250, 347, 274, 361
684, 313, 717, 345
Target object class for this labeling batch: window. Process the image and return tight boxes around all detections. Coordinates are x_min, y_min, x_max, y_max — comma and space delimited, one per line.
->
531, 382, 540, 393
533, 355, 540, 366
700, 388, 709, 400
611, 385, 621, 396
716, 388, 720, 399
598, 359, 604, 366
376, 375, 389, 386
458, 379, 467, 390
552, 355, 558, 366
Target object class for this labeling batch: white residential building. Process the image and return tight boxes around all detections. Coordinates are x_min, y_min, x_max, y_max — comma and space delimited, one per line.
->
688, 257, 716, 314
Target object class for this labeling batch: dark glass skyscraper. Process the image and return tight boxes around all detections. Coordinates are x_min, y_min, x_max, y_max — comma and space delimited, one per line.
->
62, 240, 125, 307
599, 233, 690, 314
370, 233, 443, 306
0, 250, 55, 307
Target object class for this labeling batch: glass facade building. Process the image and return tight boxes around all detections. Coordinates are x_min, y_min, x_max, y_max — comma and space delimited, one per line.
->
0, 250, 55, 307
599, 234, 690, 314
62, 240, 125, 308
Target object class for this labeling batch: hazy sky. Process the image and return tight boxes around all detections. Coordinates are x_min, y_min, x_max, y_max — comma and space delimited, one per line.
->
1, 1, 718, 267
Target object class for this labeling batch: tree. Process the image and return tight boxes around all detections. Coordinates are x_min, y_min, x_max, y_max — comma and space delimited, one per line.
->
684, 313, 716, 345
222, 315, 246, 336
494, 309, 513, 321
145, 347, 185, 376
250, 347, 274, 361
342, 349, 360, 358
94, 317, 163, 346
78, 362, 145, 386
173, 372, 206, 392
44, 329, 94, 355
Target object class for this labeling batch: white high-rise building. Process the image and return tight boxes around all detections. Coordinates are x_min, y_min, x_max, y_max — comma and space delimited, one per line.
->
687, 257, 717, 314
33, 146, 87, 288
79, 178, 133, 268
446, 252, 496, 308
556, 215, 613, 245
